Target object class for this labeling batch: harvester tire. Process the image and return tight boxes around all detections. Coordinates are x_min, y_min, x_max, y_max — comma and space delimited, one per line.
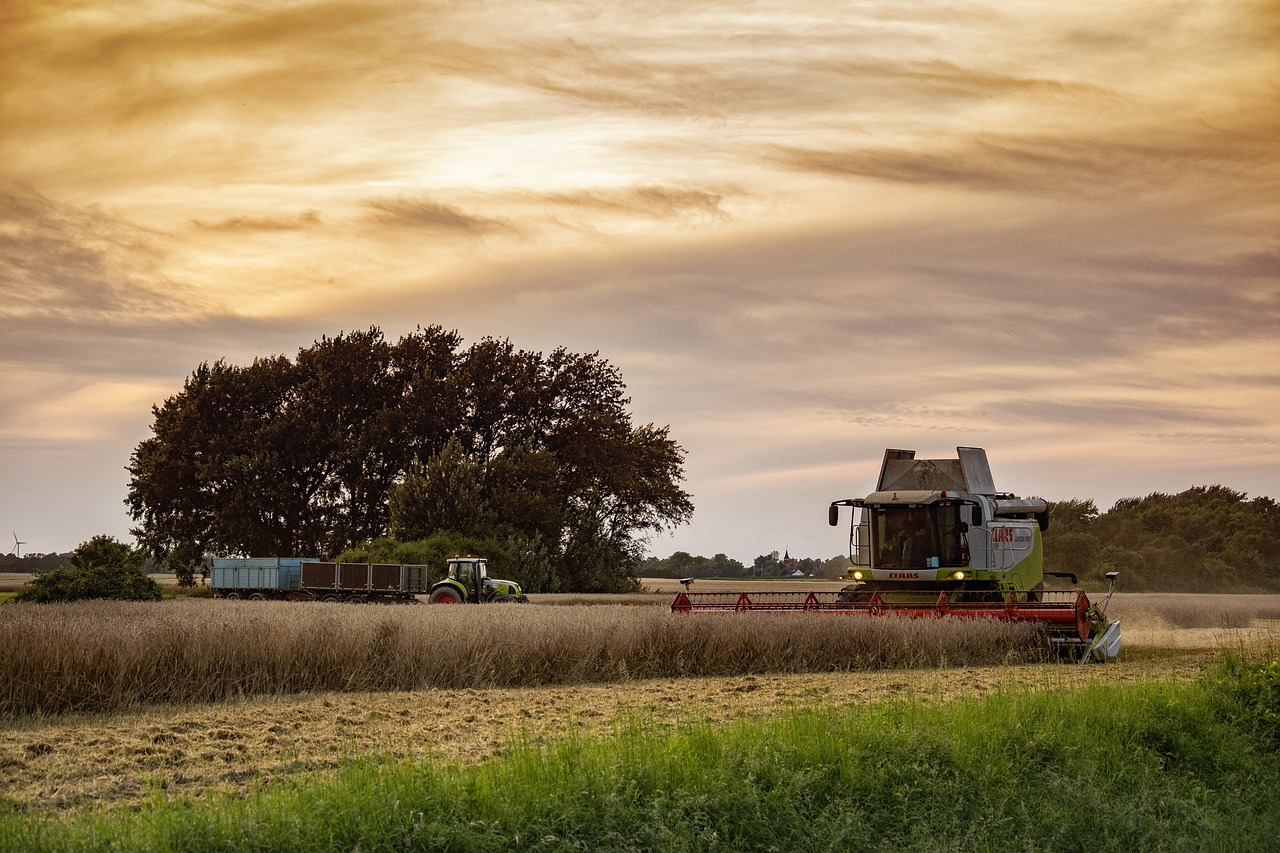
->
429, 587, 462, 604
837, 585, 871, 603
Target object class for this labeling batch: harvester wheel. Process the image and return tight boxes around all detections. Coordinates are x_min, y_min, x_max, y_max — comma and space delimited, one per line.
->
837, 585, 872, 603
429, 587, 462, 604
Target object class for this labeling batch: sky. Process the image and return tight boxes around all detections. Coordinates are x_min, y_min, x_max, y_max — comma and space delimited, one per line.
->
2, 0, 1278, 564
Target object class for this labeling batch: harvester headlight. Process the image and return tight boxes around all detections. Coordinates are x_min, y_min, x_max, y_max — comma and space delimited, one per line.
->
953, 571, 966, 581
853, 571, 863, 581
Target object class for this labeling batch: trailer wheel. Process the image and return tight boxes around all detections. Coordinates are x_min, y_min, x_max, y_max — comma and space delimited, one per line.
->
248, 592, 266, 602
321, 594, 341, 603
429, 587, 462, 604
346, 594, 366, 604
224, 592, 241, 600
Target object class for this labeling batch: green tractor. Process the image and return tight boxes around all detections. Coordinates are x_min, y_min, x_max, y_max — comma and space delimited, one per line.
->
427, 556, 528, 604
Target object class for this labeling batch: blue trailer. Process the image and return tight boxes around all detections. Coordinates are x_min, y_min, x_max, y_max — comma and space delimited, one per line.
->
211, 557, 430, 603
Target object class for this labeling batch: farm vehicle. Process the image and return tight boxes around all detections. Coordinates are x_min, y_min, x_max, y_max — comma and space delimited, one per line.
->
672, 447, 1121, 663
211, 555, 527, 604
426, 556, 528, 604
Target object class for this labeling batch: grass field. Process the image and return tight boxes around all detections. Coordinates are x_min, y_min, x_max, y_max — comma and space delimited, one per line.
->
3, 667, 1279, 851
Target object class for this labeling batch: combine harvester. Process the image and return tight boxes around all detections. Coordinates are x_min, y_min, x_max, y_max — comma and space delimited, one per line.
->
672, 447, 1121, 663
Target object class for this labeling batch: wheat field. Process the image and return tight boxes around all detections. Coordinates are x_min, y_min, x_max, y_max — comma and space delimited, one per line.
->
0, 598, 1049, 716
5, 590, 1279, 717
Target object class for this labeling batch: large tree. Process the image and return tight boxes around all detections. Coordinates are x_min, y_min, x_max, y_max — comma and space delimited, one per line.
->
127, 326, 692, 590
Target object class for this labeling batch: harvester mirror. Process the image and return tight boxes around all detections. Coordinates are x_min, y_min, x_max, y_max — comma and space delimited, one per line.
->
969, 504, 983, 526
828, 504, 839, 526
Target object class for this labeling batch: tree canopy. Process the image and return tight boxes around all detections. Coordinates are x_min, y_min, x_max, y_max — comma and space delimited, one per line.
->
1043, 486, 1280, 592
127, 326, 693, 591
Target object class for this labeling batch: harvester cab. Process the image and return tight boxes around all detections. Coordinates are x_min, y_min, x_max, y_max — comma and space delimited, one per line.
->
427, 557, 529, 604
829, 447, 1049, 598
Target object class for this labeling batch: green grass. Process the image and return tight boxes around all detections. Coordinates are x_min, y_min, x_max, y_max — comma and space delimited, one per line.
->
4, 664, 1279, 852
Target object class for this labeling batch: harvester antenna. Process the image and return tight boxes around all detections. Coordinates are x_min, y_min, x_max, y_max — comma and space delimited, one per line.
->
679, 577, 694, 591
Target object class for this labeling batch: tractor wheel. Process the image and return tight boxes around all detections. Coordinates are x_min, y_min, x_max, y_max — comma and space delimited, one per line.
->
429, 587, 462, 604
491, 594, 517, 603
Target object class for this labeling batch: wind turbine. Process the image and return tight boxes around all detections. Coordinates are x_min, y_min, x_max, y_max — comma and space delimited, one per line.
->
10, 532, 26, 558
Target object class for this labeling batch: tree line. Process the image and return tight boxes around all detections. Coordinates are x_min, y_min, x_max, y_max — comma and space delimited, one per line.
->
126, 327, 693, 593
1044, 486, 1280, 593
642, 551, 851, 579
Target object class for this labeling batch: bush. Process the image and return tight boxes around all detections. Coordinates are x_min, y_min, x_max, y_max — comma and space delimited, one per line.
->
14, 536, 161, 604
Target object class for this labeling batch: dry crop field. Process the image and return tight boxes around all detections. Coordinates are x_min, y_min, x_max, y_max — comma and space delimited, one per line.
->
0, 589, 1277, 816
0, 573, 31, 593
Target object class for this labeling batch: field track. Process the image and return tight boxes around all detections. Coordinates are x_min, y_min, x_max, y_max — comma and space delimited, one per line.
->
1, 585, 1277, 815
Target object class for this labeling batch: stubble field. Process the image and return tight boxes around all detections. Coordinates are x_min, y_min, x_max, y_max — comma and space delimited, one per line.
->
0, 578, 1277, 818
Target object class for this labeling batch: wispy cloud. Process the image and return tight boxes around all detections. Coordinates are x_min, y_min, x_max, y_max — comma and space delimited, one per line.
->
364, 196, 512, 234
192, 210, 322, 232
0, 187, 199, 321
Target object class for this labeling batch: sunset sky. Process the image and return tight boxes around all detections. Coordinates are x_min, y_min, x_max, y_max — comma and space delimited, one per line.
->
2, 0, 1278, 563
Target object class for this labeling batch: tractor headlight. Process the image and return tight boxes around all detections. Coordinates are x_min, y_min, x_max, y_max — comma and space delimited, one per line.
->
953, 571, 965, 581
853, 571, 863, 581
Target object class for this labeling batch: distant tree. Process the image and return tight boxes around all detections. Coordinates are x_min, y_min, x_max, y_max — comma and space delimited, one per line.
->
640, 551, 749, 579
15, 535, 161, 603
752, 551, 782, 578
1045, 499, 1099, 535
822, 555, 852, 579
